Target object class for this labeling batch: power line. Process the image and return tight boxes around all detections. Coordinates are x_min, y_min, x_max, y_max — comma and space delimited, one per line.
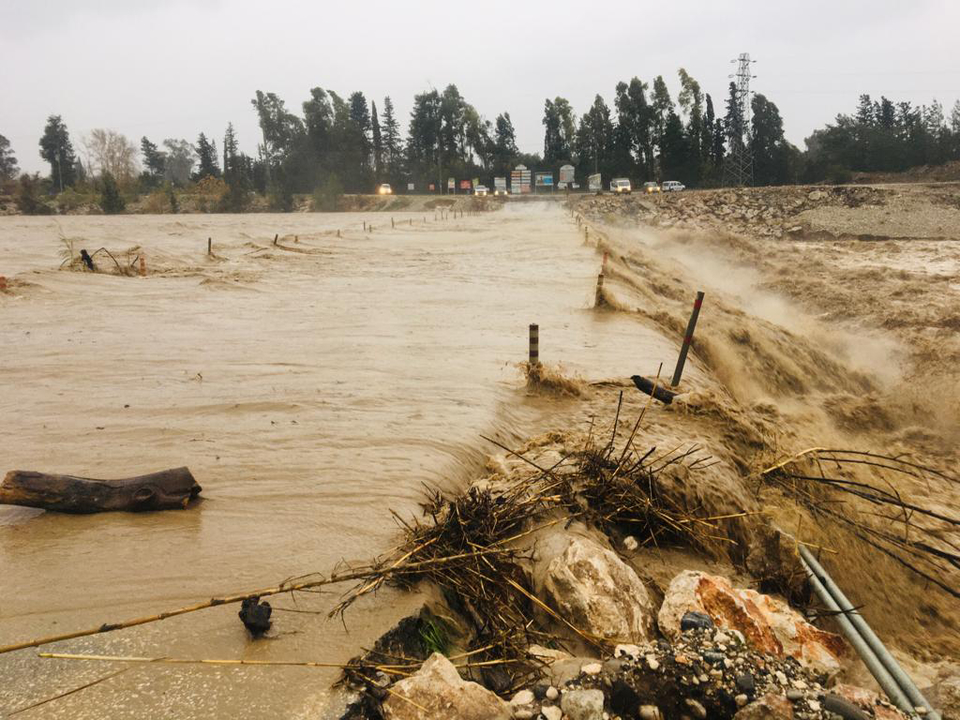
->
723, 52, 757, 187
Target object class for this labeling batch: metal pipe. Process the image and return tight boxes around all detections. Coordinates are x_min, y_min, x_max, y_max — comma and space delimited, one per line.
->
798, 551, 917, 716
800, 546, 938, 719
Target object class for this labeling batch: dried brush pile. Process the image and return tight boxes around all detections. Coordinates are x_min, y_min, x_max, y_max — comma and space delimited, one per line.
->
760, 448, 960, 599
336, 397, 722, 699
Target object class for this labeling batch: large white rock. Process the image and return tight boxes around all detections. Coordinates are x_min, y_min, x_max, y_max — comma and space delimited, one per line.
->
658, 570, 846, 674
561, 688, 605, 720
539, 535, 655, 643
382, 653, 512, 720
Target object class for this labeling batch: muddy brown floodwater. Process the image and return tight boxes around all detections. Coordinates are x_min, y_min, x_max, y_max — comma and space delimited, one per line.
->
0, 204, 683, 718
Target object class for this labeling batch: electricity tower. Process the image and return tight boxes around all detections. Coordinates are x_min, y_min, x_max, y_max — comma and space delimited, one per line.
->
723, 53, 756, 187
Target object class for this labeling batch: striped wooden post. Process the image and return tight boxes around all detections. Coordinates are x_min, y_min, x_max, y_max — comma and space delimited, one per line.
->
584, 227, 589, 242
529, 324, 540, 366
139, 254, 146, 277
602, 251, 608, 271
671, 291, 705, 387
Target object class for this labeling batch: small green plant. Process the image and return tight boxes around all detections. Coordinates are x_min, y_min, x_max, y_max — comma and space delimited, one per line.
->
418, 618, 450, 656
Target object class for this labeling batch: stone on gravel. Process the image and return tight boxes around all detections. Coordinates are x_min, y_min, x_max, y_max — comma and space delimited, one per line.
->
658, 570, 846, 674
541, 706, 562, 720
382, 652, 511, 720
734, 692, 796, 719
639, 706, 662, 720
830, 684, 910, 720
681, 610, 715, 631
510, 689, 535, 706
561, 688, 606, 720
540, 535, 655, 643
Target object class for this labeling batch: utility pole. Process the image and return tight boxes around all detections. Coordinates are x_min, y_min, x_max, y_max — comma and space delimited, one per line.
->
723, 52, 756, 187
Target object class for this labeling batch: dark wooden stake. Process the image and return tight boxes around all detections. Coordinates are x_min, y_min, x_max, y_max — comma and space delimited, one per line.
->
672, 291, 705, 387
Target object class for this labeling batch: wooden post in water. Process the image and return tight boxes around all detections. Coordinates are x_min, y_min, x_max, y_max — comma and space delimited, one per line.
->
273, 234, 278, 246
207, 238, 212, 256
529, 324, 540, 366
671, 291, 705, 387
594, 272, 605, 307
337, 229, 341, 238
363, 221, 367, 231
391, 217, 395, 228
139, 253, 146, 277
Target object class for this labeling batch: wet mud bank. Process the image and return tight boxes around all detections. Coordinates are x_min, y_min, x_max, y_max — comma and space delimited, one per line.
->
332, 202, 958, 719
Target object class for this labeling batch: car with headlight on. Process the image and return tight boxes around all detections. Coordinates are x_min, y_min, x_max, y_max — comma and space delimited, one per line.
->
662, 180, 685, 192
475, 185, 489, 196
377, 183, 392, 195
610, 178, 632, 194
643, 182, 661, 194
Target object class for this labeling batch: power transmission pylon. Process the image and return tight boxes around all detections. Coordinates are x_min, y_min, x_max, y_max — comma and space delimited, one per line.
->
723, 53, 756, 187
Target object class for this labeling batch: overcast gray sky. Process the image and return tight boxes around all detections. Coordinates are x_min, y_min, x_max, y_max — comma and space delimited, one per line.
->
3, 0, 959, 175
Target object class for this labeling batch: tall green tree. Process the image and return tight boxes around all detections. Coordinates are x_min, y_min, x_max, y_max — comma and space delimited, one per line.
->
751, 93, 799, 185
381, 96, 404, 184
406, 89, 442, 188
39, 115, 77, 191
492, 112, 519, 178
140, 137, 166, 182
659, 110, 691, 182
576, 95, 615, 180
543, 97, 576, 166
650, 76, 674, 169
251, 90, 304, 184
222, 123, 238, 176
614, 79, 652, 179
194, 132, 221, 180
371, 100, 383, 180
0, 134, 19, 183
677, 68, 704, 175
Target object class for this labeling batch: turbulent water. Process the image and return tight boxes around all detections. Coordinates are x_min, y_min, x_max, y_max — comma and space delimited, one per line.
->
0, 204, 679, 718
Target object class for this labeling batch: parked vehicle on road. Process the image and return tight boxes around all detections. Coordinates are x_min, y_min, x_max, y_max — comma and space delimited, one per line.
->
662, 181, 685, 192
643, 182, 661, 194
475, 185, 489, 196
610, 178, 632, 194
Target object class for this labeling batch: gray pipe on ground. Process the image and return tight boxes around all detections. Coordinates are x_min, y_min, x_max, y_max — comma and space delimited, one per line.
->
798, 550, 915, 714
799, 546, 940, 720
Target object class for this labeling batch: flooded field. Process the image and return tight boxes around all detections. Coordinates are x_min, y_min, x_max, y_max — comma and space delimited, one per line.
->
0, 204, 682, 718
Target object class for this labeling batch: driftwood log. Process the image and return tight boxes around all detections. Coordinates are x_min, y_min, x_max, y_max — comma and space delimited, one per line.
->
0, 467, 201, 513
630, 374, 677, 404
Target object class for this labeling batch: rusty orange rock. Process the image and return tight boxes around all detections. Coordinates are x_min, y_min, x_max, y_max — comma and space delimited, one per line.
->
658, 570, 846, 675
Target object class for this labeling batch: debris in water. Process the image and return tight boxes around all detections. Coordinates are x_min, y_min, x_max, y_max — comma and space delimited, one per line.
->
238, 596, 272, 636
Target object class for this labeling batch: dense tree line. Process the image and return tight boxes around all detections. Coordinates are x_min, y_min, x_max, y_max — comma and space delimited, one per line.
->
3, 77, 959, 214
804, 95, 960, 181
